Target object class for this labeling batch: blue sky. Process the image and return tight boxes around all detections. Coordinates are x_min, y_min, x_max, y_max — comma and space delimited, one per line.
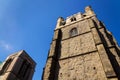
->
0, 0, 120, 80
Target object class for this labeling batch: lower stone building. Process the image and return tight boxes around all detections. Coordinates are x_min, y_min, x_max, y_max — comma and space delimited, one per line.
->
0, 50, 36, 80
42, 6, 120, 80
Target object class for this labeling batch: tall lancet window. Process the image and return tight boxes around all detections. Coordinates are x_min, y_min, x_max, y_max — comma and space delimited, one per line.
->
18, 60, 31, 79
70, 28, 78, 37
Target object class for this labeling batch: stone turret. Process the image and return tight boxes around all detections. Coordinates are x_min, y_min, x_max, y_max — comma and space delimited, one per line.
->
55, 17, 65, 29
85, 6, 95, 15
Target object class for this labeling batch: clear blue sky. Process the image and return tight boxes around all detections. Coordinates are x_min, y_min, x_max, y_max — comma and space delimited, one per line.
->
0, 0, 120, 80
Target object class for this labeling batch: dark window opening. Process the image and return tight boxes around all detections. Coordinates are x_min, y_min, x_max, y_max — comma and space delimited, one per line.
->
83, 14, 86, 17
71, 17, 76, 22
18, 60, 31, 79
61, 21, 66, 25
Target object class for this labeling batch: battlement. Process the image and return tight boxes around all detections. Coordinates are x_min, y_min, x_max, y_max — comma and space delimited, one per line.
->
55, 6, 95, 29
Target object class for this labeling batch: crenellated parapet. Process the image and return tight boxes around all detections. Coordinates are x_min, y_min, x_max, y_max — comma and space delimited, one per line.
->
55, 6, 95, 29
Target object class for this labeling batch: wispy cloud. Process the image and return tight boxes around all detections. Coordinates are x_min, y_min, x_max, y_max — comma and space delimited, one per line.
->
0, 40, 13, 51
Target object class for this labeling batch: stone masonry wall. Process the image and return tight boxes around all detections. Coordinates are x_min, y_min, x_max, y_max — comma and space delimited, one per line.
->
60, 32, 97, 59
57, 52, 107, 80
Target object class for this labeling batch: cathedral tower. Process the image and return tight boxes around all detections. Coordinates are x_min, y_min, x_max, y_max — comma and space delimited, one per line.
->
42, 6, 120, 80
0, 50, 36, 80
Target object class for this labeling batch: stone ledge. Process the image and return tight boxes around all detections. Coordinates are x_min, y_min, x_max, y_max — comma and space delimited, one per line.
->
59, 50, 98, 61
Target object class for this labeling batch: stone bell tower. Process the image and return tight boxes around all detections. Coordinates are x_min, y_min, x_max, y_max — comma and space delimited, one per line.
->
0, 50, 36, 80
42, 6, 120, 80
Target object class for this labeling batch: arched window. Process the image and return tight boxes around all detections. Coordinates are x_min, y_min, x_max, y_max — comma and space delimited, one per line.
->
70, 17, 76, 22
18, 60, 31, 79
70, 28, 78, 37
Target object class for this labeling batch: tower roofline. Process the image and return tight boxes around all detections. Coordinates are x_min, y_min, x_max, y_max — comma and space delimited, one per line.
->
55, 6, 95, 30
6, 50, 36, 65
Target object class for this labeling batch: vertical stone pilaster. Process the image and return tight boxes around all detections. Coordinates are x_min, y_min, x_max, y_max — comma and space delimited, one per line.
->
97, 44, 116, 78
89, 18, 118, 79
